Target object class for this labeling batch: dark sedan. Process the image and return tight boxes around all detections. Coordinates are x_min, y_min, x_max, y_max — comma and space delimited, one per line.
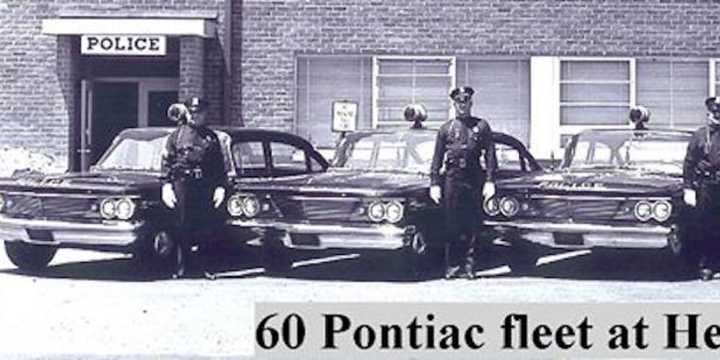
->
0, 127, 328, 273
485, 128, 695, 274
226, 128, 541, 275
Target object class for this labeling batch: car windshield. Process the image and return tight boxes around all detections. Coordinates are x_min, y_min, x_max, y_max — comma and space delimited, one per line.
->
332, 131, 436, 174
563, 130, 692, 176
95, 133, 170, 172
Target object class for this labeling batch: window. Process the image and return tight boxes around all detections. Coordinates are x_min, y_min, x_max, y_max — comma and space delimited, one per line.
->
637, 59, 708, 127
714, 59, 720, 97
495, 144, 526, 172
270, 142, 307, 173
373, 56, 455, 128
232, 141, 265, 176
296, 56, 372, 148
560, 59, 635, 129
457, 59, 531, 145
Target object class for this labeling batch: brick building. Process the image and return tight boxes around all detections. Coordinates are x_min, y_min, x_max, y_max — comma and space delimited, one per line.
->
4, 0, 720, 170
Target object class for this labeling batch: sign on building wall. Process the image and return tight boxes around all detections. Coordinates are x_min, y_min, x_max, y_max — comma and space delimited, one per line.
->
331, 100, 358, 133
81, 35, 167, 56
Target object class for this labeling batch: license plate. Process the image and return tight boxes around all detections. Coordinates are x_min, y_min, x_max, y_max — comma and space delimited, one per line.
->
553, 233, 583, 246
290, 234, 320, 247
25, 229, 54, 242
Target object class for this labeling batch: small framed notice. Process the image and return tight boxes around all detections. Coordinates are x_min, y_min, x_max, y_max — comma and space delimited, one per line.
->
331, 100, 358, 133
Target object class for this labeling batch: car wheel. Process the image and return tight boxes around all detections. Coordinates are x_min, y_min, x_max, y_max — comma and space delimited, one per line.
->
666, 224, 698, 277
4, 241, 57, 272
402, 230, 439, 280
504, 237, 539, 275
132, 230, 177, 276
261, 230, 292, 275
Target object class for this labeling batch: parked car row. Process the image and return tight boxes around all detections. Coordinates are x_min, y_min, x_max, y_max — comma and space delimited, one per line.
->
0, 123, 700, 278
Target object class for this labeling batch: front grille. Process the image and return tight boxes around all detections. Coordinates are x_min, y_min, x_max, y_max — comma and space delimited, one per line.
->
528, 197, 634, 221
271, 195, 361, 221
6, 194, 98, 219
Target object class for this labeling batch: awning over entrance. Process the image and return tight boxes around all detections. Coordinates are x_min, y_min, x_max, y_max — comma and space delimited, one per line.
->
42, 16, 216, 38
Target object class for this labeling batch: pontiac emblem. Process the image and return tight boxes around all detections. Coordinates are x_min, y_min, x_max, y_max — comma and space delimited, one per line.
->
538, 181, 605, 191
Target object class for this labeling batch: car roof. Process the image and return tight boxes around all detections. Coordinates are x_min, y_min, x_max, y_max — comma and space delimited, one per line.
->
117, 126, 314, 146
579, 127, 694, 136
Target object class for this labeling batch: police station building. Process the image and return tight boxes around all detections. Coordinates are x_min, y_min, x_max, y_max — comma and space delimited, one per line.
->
4, 0, 720, 170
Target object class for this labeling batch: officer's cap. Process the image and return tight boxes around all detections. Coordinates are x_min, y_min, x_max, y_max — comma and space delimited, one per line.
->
184, 97, 207, 113
706, 96, 720, 111
449, 86, 475, 103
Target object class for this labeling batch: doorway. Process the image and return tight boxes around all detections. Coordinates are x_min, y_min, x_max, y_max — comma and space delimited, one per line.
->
79, 77, 178, 170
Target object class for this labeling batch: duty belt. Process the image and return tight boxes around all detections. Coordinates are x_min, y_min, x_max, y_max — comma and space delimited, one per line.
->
697, 170, 720, 184
175, 168, 204, 180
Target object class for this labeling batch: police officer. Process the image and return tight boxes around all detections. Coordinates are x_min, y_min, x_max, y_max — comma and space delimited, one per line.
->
683, 96, 720, 281
161, 97, 227, 279
430, 86, 496, 280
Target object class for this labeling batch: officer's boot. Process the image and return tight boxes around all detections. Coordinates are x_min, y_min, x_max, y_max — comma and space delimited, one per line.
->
444, 242, 460, 280
699, 255, 714, 281
461, 234, 476, 280
200, 242, 217, 281
171, 244, 186, 279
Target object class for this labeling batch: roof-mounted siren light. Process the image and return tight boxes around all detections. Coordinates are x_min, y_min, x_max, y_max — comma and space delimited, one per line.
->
404, 103, 428, 129
629, 105, 650, 130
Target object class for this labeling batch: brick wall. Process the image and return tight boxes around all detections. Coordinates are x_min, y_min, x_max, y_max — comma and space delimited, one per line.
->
237, 0, 720, 132
2, 0, 226, 169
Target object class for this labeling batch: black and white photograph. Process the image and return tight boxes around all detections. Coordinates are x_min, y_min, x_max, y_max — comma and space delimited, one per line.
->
3, 0, 720, 358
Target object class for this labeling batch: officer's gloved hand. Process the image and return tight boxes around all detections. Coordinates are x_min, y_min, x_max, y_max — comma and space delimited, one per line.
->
429, 185, 442, 204
483, 182, 496, 200
162, 183, 177, 209
683, 188, 697, 207
213, 187, 226, 208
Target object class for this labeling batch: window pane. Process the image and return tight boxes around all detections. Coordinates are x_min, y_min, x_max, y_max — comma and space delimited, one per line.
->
232, 141, 265, 174
296, 56, 372, 148
496, 144, 523, 171
271, 142, 307, 172
376, 57, 453, 126
561, 106, 628, 125
561, 61, 629, 81
561, 83, 629, 103
456, 59, 531, 145
636, 60, 708, 127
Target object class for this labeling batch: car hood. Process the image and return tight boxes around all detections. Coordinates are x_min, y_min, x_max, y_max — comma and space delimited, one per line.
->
0, 171, 161, 196
497, 169, 683, 196
238, 170, 430, 197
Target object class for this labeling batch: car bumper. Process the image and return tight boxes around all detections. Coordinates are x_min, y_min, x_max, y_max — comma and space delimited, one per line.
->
0, 215, 145, 247
485, 220, 674, 249
229, 218, 410, 250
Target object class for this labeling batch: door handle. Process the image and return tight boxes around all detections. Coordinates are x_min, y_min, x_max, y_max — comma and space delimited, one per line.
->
76, 149, 92, 154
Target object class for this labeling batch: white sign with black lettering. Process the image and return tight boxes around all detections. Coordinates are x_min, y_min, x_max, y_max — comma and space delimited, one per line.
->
81, 35, 166, 56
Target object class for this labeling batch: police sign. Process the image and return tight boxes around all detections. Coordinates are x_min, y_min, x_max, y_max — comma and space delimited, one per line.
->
81, 35, 166, 56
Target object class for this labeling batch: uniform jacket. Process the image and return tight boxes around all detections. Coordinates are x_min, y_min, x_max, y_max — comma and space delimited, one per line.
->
430, 116, 496, 186
684, 124, 720, 188
161, 123, 228, 189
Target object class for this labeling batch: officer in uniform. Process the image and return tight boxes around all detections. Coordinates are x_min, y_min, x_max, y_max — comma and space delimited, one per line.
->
430, 86, 496, 279
161, 97, 227, 279
404, 103, 428, 129
683, 96, 720, 281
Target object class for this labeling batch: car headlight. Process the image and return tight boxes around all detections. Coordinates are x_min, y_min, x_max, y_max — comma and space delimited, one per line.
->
368, 201, 385, 222
242, 196, 261, 218
100, 198, 117, 219
385, 201, 404, 224
227, 194, 244, 217
0, 193, 5, 213
483, 197, 500, 216
499, 196, 520, 217
634, 201, 653, 222
115, 198, 136, 220
652, 200, 672, 222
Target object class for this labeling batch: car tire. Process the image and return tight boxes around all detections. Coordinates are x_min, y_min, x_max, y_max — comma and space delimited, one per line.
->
504, 237, 540, 276
666, 223, 698, 278
4, 241, 57, 272
261, 230, 292, 275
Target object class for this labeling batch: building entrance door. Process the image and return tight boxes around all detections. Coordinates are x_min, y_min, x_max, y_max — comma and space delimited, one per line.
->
79, 77, 178, 170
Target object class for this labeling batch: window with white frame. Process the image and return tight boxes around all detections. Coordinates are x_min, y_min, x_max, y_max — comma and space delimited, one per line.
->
559, 59, 635, 134
712, 59, 720, 100
373, 56, 455, 128
636, 59, 708, 127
